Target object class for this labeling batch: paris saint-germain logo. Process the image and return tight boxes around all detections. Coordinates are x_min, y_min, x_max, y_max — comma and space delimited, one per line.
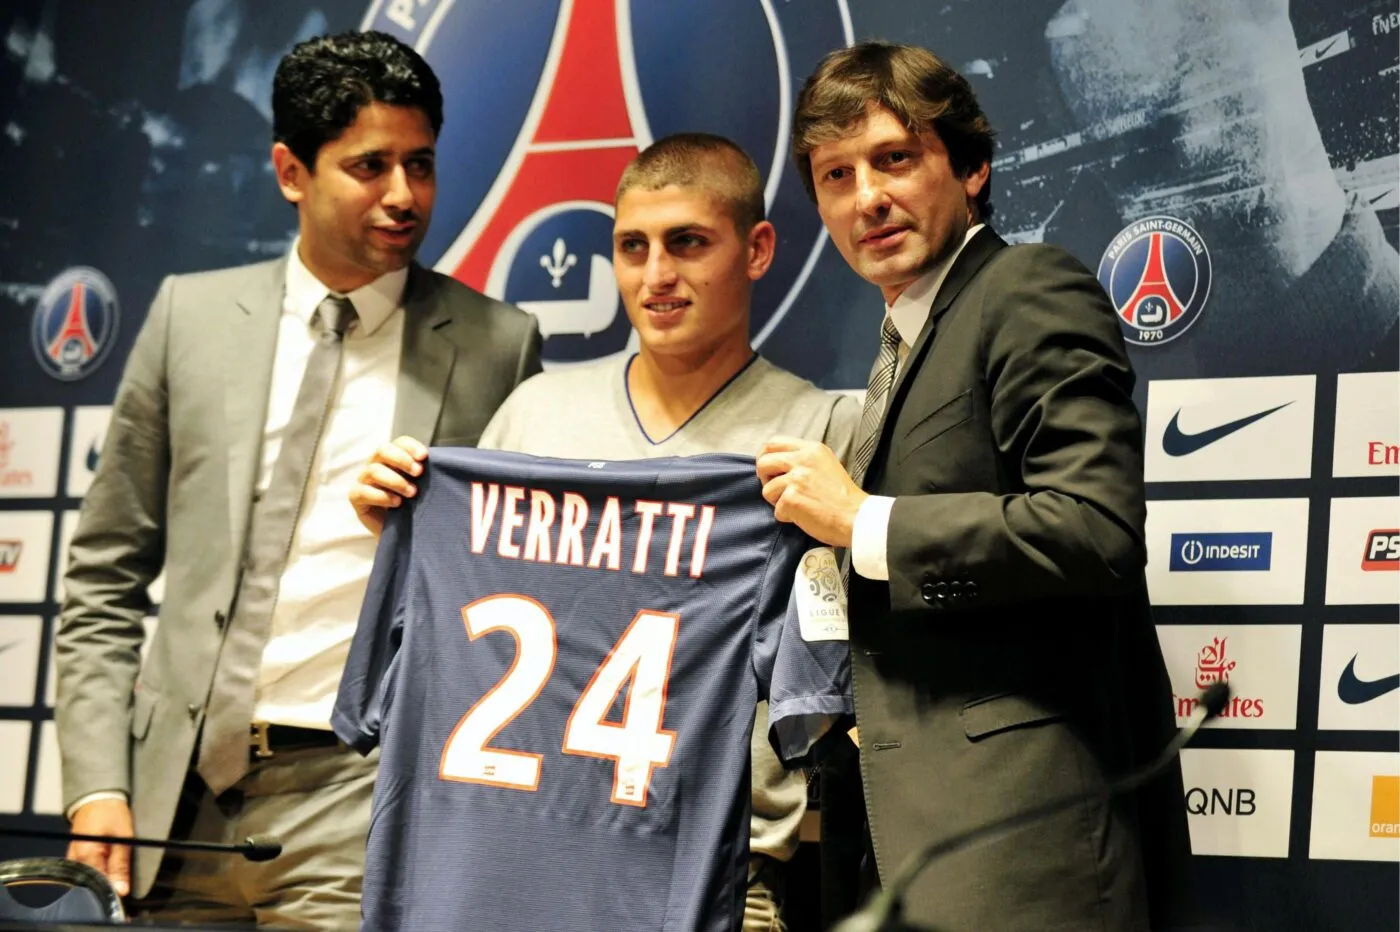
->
31, 266, 120, 381
364, 0, 852, 365
1096, 216, 1212, 347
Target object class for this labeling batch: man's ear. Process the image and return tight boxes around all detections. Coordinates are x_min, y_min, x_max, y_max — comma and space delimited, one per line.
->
747, 220, 777, 281
272, 142, 310, 205
962, 160, 991, 217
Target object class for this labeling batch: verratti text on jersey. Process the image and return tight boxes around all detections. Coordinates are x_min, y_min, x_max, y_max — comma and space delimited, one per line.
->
467, 480, 717, 578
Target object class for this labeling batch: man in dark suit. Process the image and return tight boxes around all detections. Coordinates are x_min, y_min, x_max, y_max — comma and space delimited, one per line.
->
54, 31, 540, 927
757, 42, 1188, 931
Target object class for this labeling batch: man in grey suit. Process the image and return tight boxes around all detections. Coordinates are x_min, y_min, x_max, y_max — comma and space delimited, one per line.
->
756, 43, 1189, 931
54, 31, 541, 928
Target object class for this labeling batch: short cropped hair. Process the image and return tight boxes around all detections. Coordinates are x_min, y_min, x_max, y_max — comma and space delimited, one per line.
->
272, 30, 443, 170
792, 41, 996, 217
615, 133, 766, 234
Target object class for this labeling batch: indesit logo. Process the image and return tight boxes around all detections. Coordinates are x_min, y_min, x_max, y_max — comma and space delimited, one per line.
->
1169, 532, 1272, 572
1176, 637, 1264, 720
1371, 776, 1399, 839
363, 0, 851, 366
0, 540, 20, 573
1362, 529, 1400, 571
0, 423, 32, 490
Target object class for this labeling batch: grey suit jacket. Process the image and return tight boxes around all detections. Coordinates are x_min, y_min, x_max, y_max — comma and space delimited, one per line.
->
825, 228, 1192, 931
53, 257, 542, 898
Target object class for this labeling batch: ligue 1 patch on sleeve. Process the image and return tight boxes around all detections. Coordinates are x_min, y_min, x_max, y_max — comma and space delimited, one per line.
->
795, 547, 849, 642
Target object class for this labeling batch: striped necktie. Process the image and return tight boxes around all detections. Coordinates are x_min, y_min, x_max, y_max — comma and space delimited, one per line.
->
848, 315, 903, 485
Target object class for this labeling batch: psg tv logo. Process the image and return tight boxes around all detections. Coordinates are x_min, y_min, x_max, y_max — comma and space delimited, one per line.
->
1096, 216, 1212, 348
31, 266, 120, 381
363, 0, 851, 365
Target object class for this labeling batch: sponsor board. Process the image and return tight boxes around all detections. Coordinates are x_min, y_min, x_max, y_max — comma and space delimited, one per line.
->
1318, 624, 1400, 731
1180, 748, 1294, 858
1156, 625, 1302, 729
0, 407, 64, 499
0, 615, 42, 707
31, 721, 62, 816
0, 511, 54, 603
1310, 751, 1400, 862
66, 405, 112, 498
0, 721, 30, 813
1333, 372, 1400, 478
1144, 376, 1315, 482
1146, 499, 1308, 605
1326, 497, 1400, 605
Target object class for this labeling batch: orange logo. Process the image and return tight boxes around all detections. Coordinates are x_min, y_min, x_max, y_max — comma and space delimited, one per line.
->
1370, 775, 1399, 839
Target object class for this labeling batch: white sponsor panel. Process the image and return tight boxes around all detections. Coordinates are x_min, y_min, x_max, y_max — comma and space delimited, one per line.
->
1144, 376, 1315, 482
0, 720, 29, 813
1325, 497, 1400, 605
1145, 499, 1308, 605
54, 509, 164, 605
1310, 751, 1400, 862
1156, 625, 1302, 729
0, 615, 42, 707
1318, 624, 1400, 731
0, 511, 54, 603
32, 720, 62, 815
45, 614, 157, 706
1333, 373, 1400, 477
66, 405, 113, 497
0, 407, 64, 499
1180, 748, 1294, 858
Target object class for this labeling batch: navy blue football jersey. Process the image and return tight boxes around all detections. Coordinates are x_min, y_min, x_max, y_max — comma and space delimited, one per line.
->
332, 448, 852, 932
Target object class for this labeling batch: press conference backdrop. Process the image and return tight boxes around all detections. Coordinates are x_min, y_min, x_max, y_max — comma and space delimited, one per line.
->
0, 1, 1396, 928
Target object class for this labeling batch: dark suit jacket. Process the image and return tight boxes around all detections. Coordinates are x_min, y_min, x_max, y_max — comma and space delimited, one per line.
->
823, 228, 1191, 931
55, 258, 542, 897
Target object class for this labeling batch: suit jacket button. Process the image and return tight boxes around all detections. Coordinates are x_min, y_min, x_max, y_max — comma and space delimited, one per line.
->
214, 610, 226, 627
950, 580, 962, 599
920, 582, 938, 605
965, 581, 979, 599
933, 582, 948, 600
187, 704, 200, 719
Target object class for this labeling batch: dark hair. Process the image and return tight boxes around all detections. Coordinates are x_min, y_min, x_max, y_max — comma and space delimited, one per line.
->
615, 133, 766, 234
272, 30, 443, 169
792, 41, 996, 218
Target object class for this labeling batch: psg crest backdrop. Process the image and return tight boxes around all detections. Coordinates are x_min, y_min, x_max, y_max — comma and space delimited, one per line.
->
0, 2, 1396, 930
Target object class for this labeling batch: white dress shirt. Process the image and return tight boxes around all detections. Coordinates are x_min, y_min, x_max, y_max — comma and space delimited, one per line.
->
851, 224, 984, 581
252, 245, 407, 727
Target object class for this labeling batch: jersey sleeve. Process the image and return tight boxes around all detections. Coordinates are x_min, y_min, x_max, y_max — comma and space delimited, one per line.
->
752, 533, 853, 767
331, 503, 412, 754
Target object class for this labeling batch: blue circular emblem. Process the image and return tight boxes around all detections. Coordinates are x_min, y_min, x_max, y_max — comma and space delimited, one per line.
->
363, 0, 851, 364
31, 266, 120, 381
1096, 216, 1211, 347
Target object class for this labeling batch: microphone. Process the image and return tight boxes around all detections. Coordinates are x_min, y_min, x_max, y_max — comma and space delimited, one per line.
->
832, 683, 1230, 932
0, 826, 283, 862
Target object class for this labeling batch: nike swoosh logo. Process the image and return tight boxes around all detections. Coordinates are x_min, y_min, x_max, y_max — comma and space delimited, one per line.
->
1338, 654, 1400, 705
1162, 403, 1292, 457
1370, 189, 1394, 206
86, 439, 100, 473
0, 640, 18, 656
1314, 39, 1339, 59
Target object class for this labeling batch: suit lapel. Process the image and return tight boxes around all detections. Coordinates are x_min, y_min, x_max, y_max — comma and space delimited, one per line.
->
863, 227, 1007, 489
224, 259, 286, 554
393, 264, 457, 441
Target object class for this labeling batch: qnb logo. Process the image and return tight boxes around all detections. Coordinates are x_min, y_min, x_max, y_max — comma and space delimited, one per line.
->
1175, 636, 1264, 720
0, 540, 21, 573
1363, 530, 1400, 572
1169, 532, 1272, 572
1097, 216, 1211, 347
0, 423, 32, 490
365, 0, 850, 365
1368, 441, 1400, 467
1185, 786, 1257, 817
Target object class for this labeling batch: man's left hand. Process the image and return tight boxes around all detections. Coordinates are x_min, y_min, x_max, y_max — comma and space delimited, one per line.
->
756, 437, 867, 548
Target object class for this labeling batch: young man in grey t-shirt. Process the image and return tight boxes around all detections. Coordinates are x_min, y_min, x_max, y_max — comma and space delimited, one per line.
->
352, 133, 856, 931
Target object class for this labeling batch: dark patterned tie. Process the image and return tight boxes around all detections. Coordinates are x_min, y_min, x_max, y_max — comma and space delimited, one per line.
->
848, 315, 903, 486
197, 295, 356, 795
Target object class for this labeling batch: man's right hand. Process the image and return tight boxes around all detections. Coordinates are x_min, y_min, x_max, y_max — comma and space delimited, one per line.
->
67, 797, 134, 896
350, 435, 428, 538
